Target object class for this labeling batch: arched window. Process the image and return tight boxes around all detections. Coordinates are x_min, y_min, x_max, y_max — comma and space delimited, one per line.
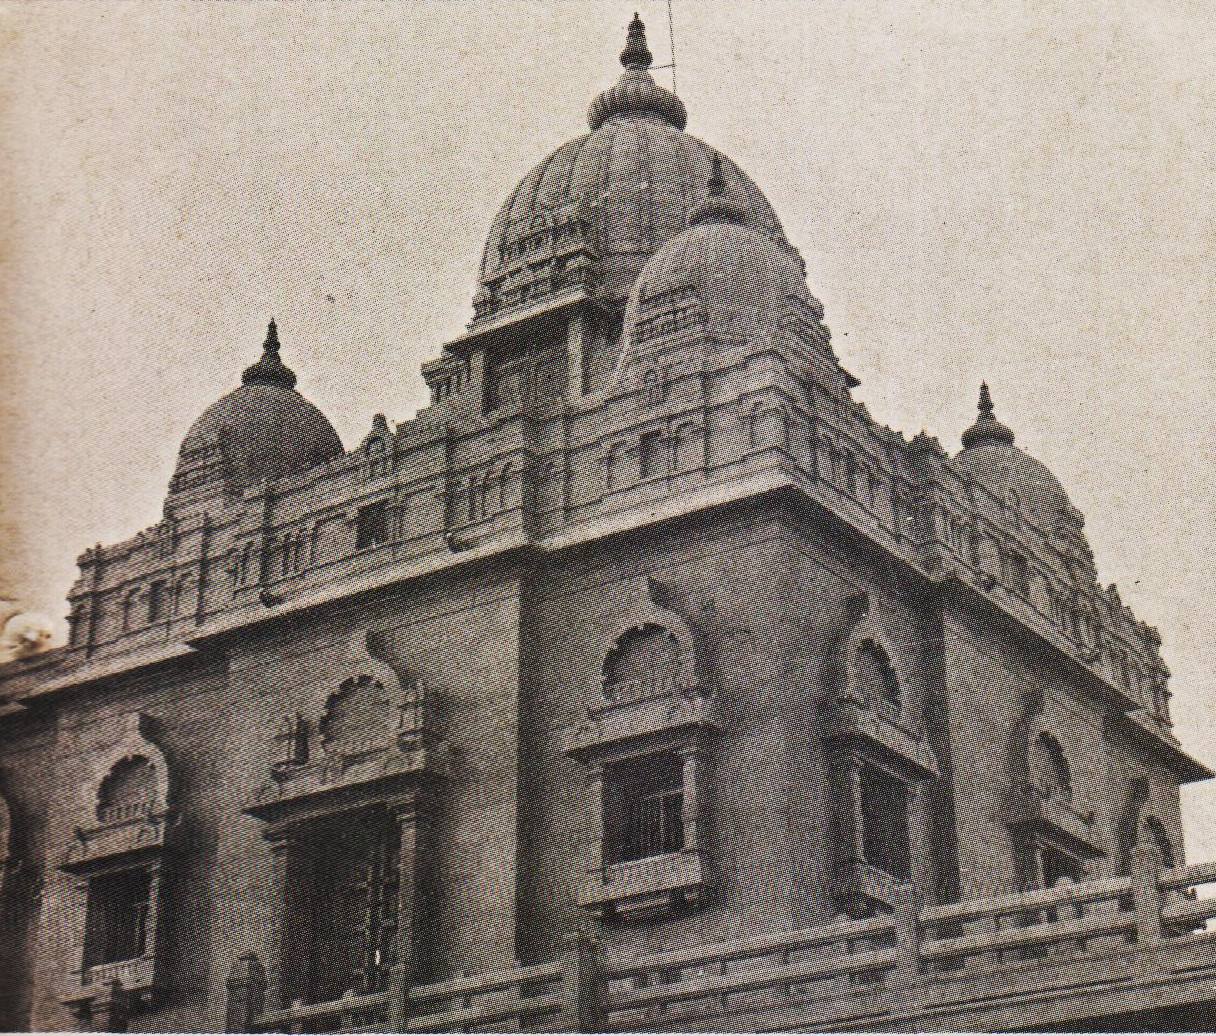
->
97, 755, 157, 824
855, 638, 901, 710
1028, 732, 1071, 801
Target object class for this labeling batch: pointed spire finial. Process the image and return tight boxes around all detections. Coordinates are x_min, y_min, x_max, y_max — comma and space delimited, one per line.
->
620, 12, 653, 70
243, 318, 297, 389
961, 380, 1015, 449
978, 381, 994, 418
688, 151, 749, 227
707, 151, 726, 198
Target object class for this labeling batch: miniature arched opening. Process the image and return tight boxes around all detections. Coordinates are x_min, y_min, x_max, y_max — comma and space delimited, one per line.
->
604, 624, 681, 699
320, 674, 393, 757
1117, 778, 1151, 875
855, 638, 901, 710
1143, 815, 1176, 870
1028, 732, 1072, 801
97, 755, 157, 824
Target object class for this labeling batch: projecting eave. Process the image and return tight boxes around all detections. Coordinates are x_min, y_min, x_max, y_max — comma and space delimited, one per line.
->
1107, 709, 1214, 784
446, 287, 591, 356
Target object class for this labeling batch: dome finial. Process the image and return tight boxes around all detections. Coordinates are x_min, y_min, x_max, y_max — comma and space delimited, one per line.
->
243, 318, 297, 389
961, 380, 1015, 449
707, 151, 726, 197
689, 151, 749, 227
589, 13, 687, 131
978, 380, 994, 418
621, 12, 653, 70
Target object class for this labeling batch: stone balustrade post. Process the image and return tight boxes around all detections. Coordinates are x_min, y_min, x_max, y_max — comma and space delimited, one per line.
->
225, 953, 267, 1033
890, 883, 923, 987
563, 933, 604, 1033
1131, 843, 1164, 945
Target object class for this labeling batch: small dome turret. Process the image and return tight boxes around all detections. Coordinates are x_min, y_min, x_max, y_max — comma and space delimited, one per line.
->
955, 384, 1090, 562
166, 321, 344, 510
614, 154, 820, 381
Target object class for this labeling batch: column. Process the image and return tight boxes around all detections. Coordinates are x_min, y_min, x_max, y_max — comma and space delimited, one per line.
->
265, 826, 307, 1010
678, 746, 702, 855
389, 797, 422, 1029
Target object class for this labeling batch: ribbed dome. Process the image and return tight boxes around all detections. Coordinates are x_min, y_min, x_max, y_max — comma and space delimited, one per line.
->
616, 172, 818, 376
955, 384, 1075, 531
475, 16, 788, 323
166, 322, 344, 508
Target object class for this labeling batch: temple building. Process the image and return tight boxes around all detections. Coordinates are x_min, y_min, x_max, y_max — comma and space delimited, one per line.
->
1, 13, 1214, 1034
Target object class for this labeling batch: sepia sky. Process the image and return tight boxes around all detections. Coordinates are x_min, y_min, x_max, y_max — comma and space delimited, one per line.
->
0, 0, 1214, 858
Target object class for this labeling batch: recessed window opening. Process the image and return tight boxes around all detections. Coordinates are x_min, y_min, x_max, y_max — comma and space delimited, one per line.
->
604, 752, 684, 865
859, 763, 911, 881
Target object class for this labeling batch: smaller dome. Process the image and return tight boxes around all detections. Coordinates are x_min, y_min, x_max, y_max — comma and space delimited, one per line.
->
616, 158, 818, 378
167, 321, 344, 508
955, 384, 1076, 533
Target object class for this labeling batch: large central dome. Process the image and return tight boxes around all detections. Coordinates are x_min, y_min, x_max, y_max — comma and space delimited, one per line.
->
474, 15, 790, 324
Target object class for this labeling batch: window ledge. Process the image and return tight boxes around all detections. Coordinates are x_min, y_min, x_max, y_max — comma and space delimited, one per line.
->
61, 954, 155, 1007
577, 850, 707, 918
1004, 785, 1103, 858
565, 691, 722, 760
836, 857, 908, 913
60, 811, 172, 874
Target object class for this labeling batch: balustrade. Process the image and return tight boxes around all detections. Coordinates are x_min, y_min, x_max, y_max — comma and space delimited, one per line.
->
226, 853, 1216, 1033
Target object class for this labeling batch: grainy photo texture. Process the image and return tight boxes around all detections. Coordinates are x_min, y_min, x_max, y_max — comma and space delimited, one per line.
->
0, 2, 1214, 1032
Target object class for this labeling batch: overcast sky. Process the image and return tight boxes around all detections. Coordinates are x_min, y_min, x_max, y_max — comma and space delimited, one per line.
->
1, 0, 1213, 858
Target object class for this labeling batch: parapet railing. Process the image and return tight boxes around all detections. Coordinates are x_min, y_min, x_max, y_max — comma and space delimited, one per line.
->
225, 852, 1216, 1033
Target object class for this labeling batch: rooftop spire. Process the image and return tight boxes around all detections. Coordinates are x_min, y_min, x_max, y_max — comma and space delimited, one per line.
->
620, 12, 653, 70
978, 381, 994, 418
689, 151, 749, 227
588, 13, 687, 132
961, 381, 1015, 449
242, 318, 298, 389
706, 151, 726, 197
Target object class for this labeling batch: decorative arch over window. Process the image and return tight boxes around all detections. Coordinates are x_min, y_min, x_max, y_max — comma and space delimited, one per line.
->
1028, 731, 1072, 802
76, 717, 172, 841
1006, 711, 1100, 884
824, 593, 937, 915
1116, 777, 1168, 876
854, 638, 901, 710
244, 630, 446, 1016
96, 756, 157, 825
594, 581, 699, 700
833, 596, 912, 725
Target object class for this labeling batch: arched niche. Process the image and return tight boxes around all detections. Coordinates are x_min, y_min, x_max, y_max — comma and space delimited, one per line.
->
595, 581, 699, 699
1027, 731, 1072, 803
834, 595, 908, 718
1116, 777, 1179, 875
78, 714, 171, 828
